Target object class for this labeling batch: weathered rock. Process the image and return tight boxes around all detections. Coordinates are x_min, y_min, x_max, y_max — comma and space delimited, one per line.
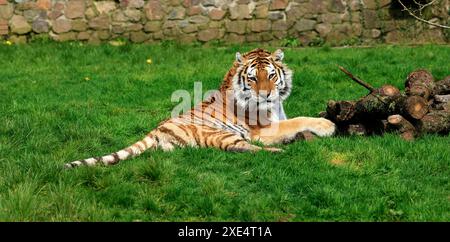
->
268, 11, 284, 20
144, 21, 161, 32
298, 31, 318, 46
254, 4, 269, 18
15, 2, 36, 11
326, 30, 349, 45
54, 2, 65, 11
189, 15, 209, 24
294, 19, 316, 32
270, 0, 288, 10
181, 23, 197, 33
225, 20, 246, 34
36, 0, 51, 10
169, 0, 182, 6
88, 32, 101, 44
72, 19, 87, 31
349, 0, 360, 10
246, 33, 261, 42
89, 15, 110, 30
124, 9, 142, 22
48, 10, 63, 20
179, 34, 196, 43
286, 5, 307, 20
249, 19, 270, 32
208, 21, 222, 28
272, 30, 287, 40
187, 6, 203, 16
319, 13, 343, 24
260, 32, 273, 41
0, 0, 7, 5
85, 8, 97, 20
0, 3, 13, 19
230, 4, 251, 20
363, 10, 381, 29
94, 1, 116, 15
9, 35, 27, 44
77, 31, 90, 40
65, 0, 85, 19
364, 0, 391, 9
32, 19, 49, 33
209, 8, 226, 20
145, 0, 164, 20
315, 23, 332, 37
202, 0, 217, 7
168, 7, 185, 20
53, 18, 72, 33
126, 23, 142, 31
415, 29, 446, 44
24, 10, 44, 22
183, 0, 201, 8
224, 33, 245, 43
152, 31, 164, 40
128, 0, 145, 9
0, 19, 8, 35
272, 20, 289, 31
112, 24, 124, 34
113, 11, 128, 22
308, 0, 328, 14
54, 32, 77, 41
130, 31, 148, 42
10, 15, 31, 34
97, 30, 110, 40
371, 28, 381, 38
197, 28, 220, 41
328, 0, 346, 13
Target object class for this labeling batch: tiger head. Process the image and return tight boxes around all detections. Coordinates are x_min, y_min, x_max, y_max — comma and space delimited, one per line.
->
232, 48, 293, 111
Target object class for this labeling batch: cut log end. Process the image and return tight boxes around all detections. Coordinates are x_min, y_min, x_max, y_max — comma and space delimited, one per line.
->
387, 114, 402, 124
405, 96, 429, 119
387, 114, 417, 140
379, 84, 400, 97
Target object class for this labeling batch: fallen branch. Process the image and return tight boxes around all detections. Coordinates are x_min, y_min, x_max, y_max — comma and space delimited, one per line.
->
397, 0, 450, 29
338, 66, 375, 92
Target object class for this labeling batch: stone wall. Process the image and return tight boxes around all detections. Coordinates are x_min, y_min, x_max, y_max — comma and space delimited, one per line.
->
0, 0, 449, 45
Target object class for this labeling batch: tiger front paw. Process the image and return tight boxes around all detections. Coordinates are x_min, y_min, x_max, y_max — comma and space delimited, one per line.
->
310, 118, 336, 137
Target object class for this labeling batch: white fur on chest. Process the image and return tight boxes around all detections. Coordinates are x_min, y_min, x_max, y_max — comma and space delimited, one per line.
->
270, 101, 287, 122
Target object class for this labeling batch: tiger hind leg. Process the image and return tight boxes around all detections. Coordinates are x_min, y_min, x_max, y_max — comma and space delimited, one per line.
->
196, 128, 283, 153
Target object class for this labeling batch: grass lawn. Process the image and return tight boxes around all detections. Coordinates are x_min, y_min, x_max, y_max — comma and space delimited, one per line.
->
0, 42, 449, 221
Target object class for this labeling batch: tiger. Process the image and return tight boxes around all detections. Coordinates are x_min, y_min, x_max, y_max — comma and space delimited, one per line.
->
65, 48, 336, 168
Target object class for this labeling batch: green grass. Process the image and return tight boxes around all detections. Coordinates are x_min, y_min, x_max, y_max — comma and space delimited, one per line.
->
0, 42, 449, 221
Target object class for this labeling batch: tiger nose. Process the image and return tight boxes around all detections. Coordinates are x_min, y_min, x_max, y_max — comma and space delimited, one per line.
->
258, 90, 271, 99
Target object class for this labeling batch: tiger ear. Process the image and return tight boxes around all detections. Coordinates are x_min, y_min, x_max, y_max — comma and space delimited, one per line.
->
235, 52, 243, 65
273, 49, 284, 62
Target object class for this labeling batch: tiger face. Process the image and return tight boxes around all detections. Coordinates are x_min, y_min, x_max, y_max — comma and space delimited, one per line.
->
232, 48, 293, 111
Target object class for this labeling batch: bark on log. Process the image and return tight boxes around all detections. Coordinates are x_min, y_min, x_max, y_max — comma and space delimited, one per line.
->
346, 124, 367, 136
405, 69, 435, 99
417, 110, 450, 134
434, 94, 450, 103
355, 93, 429, 120
433, 76, 450, 95
388, 114, 417, 140
432, 102, 450, 111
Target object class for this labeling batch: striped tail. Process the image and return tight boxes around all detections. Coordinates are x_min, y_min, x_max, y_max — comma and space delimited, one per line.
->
64, 133, 158, 169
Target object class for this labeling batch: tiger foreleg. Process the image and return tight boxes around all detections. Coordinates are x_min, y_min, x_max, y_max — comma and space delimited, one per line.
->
252, 117, 336, 145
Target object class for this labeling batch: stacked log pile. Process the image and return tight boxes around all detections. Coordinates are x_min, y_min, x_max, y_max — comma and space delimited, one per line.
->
320, 67, 450, 140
